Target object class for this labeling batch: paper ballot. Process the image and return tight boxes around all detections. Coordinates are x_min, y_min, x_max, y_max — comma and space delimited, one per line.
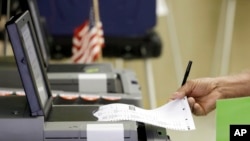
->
93, 97, 195, 131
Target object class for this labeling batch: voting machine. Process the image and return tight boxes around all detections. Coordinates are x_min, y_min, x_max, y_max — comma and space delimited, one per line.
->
0, 11, 170, 141
0, 0, 142, 106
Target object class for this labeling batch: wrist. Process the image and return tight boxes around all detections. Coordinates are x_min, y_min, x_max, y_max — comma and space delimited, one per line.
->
216, 71, 250, 99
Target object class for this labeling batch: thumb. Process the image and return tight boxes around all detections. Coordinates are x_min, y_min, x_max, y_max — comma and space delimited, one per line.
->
170, 80, 194, 100
170, 91, 186, 100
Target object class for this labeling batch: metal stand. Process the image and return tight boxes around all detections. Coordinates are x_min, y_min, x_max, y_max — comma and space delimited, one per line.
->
211, 0, 236, 76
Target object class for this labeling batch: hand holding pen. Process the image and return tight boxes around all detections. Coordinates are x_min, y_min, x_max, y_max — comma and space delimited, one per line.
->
171, 60, 222, 116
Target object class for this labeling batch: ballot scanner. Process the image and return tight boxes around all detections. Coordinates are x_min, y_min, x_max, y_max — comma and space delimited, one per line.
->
0, 62, 142, 106
0, 0, 142, 106
0, 95, 169, 141
0, 10, 170, 141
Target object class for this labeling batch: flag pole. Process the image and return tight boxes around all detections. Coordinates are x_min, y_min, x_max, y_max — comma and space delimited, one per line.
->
92, 0, 103, 62
93, 0, 100, 22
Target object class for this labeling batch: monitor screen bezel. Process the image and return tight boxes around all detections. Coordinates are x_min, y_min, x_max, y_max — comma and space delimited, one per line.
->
6, 10, 52, 117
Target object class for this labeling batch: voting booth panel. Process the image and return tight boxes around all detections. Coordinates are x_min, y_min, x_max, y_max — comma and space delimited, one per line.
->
36, 0, 161, 59
37, 0, 156, 37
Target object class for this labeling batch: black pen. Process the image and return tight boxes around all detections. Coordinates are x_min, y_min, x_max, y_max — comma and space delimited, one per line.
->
181, 61, 193, 86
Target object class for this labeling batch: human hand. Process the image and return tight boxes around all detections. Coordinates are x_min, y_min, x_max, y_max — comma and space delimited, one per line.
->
171, 77, 222, 116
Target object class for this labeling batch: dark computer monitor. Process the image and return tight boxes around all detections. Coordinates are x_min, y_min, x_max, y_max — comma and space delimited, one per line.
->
5, 10, 52, 117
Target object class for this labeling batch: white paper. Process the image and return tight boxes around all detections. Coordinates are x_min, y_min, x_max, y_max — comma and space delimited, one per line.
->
87, 124, 124, 141
93, 97, 195, 131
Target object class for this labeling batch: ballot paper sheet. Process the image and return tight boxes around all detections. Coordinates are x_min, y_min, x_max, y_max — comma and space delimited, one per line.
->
93, 97, 195, 131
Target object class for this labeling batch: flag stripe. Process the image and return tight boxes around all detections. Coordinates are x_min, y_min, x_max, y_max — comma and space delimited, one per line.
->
71, 20, 104, 64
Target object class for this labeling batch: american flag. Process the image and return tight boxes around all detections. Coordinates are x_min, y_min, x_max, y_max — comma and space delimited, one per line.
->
71, 7, 104, 63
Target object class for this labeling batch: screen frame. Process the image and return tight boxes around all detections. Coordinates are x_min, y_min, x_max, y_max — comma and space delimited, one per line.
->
6, 10, 52, 117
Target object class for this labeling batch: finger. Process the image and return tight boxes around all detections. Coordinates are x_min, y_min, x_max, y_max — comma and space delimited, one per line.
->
187, 97, 195, 109
171, 81, 194, 100
192, 103, 206, 116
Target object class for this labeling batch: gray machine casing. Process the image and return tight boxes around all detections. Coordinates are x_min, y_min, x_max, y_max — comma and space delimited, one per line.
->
0, 63, 142, 106
48, 70, 140, 95
0, 96, 169, 141
48, 69, 142, 106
